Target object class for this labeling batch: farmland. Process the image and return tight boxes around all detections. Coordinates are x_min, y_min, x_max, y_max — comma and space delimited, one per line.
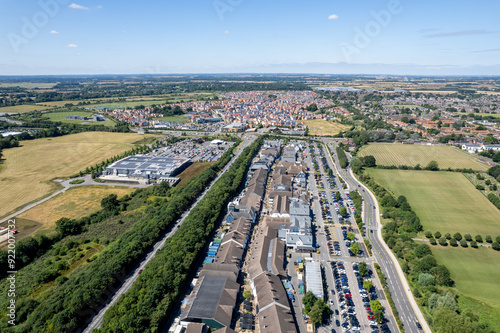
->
429, 245, 500, 327
17, 186, 136, 232
367, 169, 500, 236
0, 132, 153, 220
44, 111, 116, 127
155, 115, 190, 123
358, 143, 489, 171
304, 119, 350, 136
0, 104, 52, 114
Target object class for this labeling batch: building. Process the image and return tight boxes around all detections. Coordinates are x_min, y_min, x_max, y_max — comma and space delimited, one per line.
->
305, 261, 323, 298
104, 155, 190, 180
221, 122, 247, 132
93, 114, 106, 121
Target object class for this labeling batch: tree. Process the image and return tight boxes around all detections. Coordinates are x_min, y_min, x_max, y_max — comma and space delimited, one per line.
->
485, 235, 493, 243
425, 160, 439, 171
243, 290, 252, 299
430, 265, 453, 286
453, 232, 462, 241
363, 155, 377, 167
434, 231, 442, 239
425, 231, 433, 239
418, 273, 436, 286
358, 262, 368, 276
381, 194, 397, 207
438, 237, 448, 246
464, 234, 472, 241
350, 242, 361, 255
432, 307, 475, 333
460, 239, 468, 247
449, 238, 458, 247
101, 194, 119, 211
339, 207, 347, 218
302, 291, 317, 314
430, 238, 437, 245
492, 242, 500, 251
335, 191, 341, 201
346, 231, 355, 240
445, 233, 452, 240
415, 244, 432, 258
475, 235, 483, 243
471, 240, 478, 248
363, 280, 373, 292
497, 236, 500, 243
55, 218, 81, 237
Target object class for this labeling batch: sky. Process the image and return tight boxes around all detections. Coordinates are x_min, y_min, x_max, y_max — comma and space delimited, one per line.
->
0, 0, 499, 75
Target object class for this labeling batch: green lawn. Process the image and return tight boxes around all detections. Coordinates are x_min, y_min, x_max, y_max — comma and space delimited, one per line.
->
89, 100, 168, 109
429, 245, 500, 313
384, 104, 419, 108
154, 115, 189, 123
367, 169, 500, 236
358, 144, 489, 171
44, 111, 115, 127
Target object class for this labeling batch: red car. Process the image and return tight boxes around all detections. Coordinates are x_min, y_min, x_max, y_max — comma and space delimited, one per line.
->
368, 315, 375, 320
365, 307, 371, 311
345, 294, 352, 299
138, 269, 143, 274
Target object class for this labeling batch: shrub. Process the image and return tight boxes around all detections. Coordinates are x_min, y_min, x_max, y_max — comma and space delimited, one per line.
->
485, 235, 493, 243
492, 242, 500, 251
453, 232, 462, 241
449, 238, 458, 247
425, 231, 433, 239
438, 237, 448, 246
460, 239, 468, 247
471, 240, 478, 248
475, 184, 485, 190
429, 238, 437, 245
434, 231, 441, 239
464, 234, 472, 241
445, 233, 452, 240
475, 235, 483, 243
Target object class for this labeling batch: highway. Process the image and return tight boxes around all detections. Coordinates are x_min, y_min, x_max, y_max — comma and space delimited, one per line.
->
322, 139, 431, 333
81, 136, 255, 333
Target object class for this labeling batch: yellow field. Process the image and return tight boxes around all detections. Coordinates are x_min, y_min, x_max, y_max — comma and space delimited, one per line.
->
304, 119, 350, 136
358, 144, 489, 171
0, 132, 154, 219
17, 186, 135, 230
0, 105, 52, 113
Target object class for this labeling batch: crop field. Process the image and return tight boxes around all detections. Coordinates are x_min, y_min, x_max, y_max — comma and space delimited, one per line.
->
367, 169, 500, 236
17, 186, 135, 231
0, 105, 52, 114
0, 132, 153, 220
358, 144, 489, 171
429, 245, 500, 316
304, 119, 350, 136
44, 111, 115, 127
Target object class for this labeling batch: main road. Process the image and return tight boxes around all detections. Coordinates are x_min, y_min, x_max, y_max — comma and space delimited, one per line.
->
81, 135, 255, 333
322, 139, 431, 333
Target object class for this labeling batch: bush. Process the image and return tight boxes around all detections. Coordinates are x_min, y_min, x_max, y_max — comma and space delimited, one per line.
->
471, 240, 478, 248
425, 231, 433, 239
492, 242, 500, 251
485, 235, 493, 243
475, 184, 485, 190
475, 235, 483, 243
453, 232, 462, 241
438, 237, 448, 246
434, 231, 441, 239
460, 239, 468, 247
429, 238, 437, 245
449, 238, 458, 247
464, 234, 472, 241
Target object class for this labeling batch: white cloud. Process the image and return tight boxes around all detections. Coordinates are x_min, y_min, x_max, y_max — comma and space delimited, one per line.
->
328, 14, 339, 20
66, 44, 78, 48
69, 3, 89, 10
97, 5, 103, 9
50, 30, 59, 34
223, 30, 230, 34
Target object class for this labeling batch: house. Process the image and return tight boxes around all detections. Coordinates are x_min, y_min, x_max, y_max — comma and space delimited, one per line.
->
462, 144, 482, 153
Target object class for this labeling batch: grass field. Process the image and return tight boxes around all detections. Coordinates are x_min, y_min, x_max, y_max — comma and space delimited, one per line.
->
90, 100, 168, 109
154, 115, 189, 123
358, 144, 489, 171
367, 169, 500, 236
0, 82, 56, 89
0, 132, 153, 219
385, 104, 419, 108
304, 119, 350, 136
0, 105, 52, 114
458, 112, 500, 119
176, 162, 215, 188
44, 111, 115, 127
429, 245, 500, 312
17, 186, 135, 231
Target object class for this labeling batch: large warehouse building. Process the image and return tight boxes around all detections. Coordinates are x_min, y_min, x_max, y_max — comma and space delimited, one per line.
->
104, 155, 190, 180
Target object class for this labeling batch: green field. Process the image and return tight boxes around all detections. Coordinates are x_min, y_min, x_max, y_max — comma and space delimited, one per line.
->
304, 119, 350, 136
429, 245, 500, 316
458, 112, 500, 119
367, 169, 500, 236
90, 100, 168, 109
44, 111, 115, 127
385, 104, 419, 108
0, 105, 52, 114
154, 115, 189, 123
358, 144, 489, 171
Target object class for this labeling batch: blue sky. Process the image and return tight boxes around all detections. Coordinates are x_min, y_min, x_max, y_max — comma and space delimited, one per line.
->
1, 0, 499, 75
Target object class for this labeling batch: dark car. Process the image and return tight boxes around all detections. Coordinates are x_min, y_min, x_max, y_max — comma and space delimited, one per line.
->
336, 319, 340, 327
416, 321, 422, 330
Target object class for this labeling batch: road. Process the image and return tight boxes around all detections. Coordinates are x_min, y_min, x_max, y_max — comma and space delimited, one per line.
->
81, 137, 255, 333
322, 139, 431, 333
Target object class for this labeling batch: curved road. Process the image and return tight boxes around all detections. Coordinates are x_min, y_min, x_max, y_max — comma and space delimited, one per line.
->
322, 139, 431, 333
81, 136, 255, 332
